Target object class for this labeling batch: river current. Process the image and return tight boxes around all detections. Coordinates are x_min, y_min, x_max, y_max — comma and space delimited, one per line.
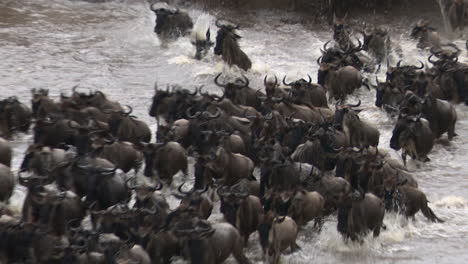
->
1, 0, 468, 263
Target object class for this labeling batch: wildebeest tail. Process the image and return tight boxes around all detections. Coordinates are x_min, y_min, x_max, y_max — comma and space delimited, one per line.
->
421, 203, 444, 223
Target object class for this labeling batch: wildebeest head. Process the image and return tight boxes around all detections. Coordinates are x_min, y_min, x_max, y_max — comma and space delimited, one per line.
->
374, 77, 403, 109
141, 142, 166, 177
333, 14, 353, 50
151, 3, 180, 35
264, 75, 279, 97
217, 185, 249, 226
333, 100, 362, 130
214, 20, 240, 56
192, 28, 214, 60
31, 88, 50, 117
410, 19, 432, 39
389, 112, 421, 150
283, 75, 312, 99
214, 72, 249, 102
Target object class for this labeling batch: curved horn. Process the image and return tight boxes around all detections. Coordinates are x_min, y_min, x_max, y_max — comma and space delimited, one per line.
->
205, 107, 221, 119
397, 60, 402, 68
198, 85, 209, 96
240, 74, 249, 88
195, 184, 209, 194
347, 99, 361, 107
123, 105, 133, 115
415, 60, 424, 69
178, 182, 191, 195
186, 107, 202, 119
215, 19, 222, 28
282, 76, 293, 86
322, 40, 331, 52
264, 75, 268, 86
214, 73, 226, 88
307, 74, 312, 84
316, 56, 322, 65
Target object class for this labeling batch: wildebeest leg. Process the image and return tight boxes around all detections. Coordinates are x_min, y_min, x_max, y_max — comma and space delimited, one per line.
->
448, 122, 456, 140
290, 241, 301, 253
232, 236, 251, 264
314, 216, 324, 232
402, 152, 407, 167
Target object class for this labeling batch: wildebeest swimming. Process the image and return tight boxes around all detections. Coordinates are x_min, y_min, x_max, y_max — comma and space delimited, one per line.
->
0, 3, 457, 264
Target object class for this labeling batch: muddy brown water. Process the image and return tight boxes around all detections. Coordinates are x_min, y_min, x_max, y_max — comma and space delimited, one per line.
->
1, 0, 468, 263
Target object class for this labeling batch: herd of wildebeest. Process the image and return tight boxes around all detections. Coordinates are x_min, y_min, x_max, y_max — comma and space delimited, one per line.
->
1, 1, 468, 263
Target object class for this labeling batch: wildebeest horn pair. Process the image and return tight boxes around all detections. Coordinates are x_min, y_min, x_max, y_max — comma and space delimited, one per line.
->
214, 73, 249, 88
215, 19, 239, 30
264, 75, 278, 87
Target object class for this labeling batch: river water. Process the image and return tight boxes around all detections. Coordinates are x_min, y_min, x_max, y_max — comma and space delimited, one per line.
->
1, 0, 468, 263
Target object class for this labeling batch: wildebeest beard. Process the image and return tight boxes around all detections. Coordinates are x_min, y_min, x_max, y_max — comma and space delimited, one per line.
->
337, 204, 351, 234
221, 201, 239, 227
187, 238, 208, 264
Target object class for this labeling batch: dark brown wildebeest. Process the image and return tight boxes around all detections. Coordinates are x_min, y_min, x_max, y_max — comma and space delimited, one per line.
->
390, 113, 435, 166
173, 219, 252, 264
19, 175, 85, 236
192, 28, 214, 60
318, 63, 368, 102
151, 2, 193, 39
142, 141, 188, 184
411, 19, 442, 50
106, 105, 151, 144
176, 182, 213, 220
448, 0, 466, 33
214, 73, 261, 109
280, 189, 325, 227
337, 193, 385, 242
334, 100, 380, 148
384, 184, 444, 223
217, 184, 263, 245
214, 20, 252, 71
283, 75, 328, 108
30, 88, 62, 119
258, 212, 299, 264
0, 96, 32, 135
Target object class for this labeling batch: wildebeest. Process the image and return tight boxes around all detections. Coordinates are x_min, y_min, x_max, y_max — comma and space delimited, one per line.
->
401, 92, 457, 140
20, 144, 72, 182
19, 177, 85, 236
283, 75, 328, 108
174, 220, 252, 264
191, 15, 214, 60
214, 20, 252, 71
214, 73, 260, 108
258, 213, 299, 264
57, 157, 130, 209
318, 63, 368, 102
201, 145, 254, 186
0, 96, 32, 137
411, 19, 442, 49
390, 113, 434, 166
106, 105, 151, 144
362, 26, 392, 64
334, 100, 380, 148
282, 189, 325, 227
142, 141, 188, 183
90, 136, 144, 174
150, 2, 193, 39
177, 182, 213, 219
384, 185, 444, 222
337, 193, 385, 242
217, 184, 263, 245
374, 77, 404, 112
